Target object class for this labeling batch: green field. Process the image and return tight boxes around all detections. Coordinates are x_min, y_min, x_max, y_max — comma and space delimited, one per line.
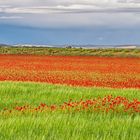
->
0, 81, 140, 140
0, 46, 140, 57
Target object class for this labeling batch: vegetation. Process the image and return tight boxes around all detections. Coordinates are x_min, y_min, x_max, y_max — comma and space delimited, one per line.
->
0, 55, 139, 89
0, 81, 140, 140
0, 46, 139, 57
0, 47, 139, 139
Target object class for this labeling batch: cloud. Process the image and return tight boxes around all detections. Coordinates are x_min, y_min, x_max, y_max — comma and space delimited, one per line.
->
1, 5, 140, 14
0, 16, 23, 19
1, 1, 140, 14
0, 0, 140, 28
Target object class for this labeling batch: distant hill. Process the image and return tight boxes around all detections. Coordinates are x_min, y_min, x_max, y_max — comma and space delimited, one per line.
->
0, 43, 140, 49
0, 45, 139, 57
51, 45, 140, 49
0, 44, 10, 47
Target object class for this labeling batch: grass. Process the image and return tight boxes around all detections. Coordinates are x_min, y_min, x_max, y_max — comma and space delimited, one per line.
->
0, 47, 140, 57
0, 81, 140, 140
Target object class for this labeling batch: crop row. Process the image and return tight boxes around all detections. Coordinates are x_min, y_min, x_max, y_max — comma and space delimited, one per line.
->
1, 95, 140, 115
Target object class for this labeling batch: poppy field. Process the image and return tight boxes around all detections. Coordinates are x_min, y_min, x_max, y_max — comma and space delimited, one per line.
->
0, 55, 140, 88
0, 82, 140, 140
0, 54, 140, 140
3, 94, 140, 115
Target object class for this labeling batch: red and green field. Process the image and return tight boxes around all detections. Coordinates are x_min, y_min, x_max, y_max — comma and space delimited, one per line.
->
0, 55, 139, 88
0, 52, 140, 140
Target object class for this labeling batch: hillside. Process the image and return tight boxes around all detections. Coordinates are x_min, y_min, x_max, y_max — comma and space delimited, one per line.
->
0, 46, 139, 57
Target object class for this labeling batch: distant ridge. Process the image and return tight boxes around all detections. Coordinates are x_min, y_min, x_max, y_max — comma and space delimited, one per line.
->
0, 43, 10, 47
0, 43, 140, 49
13, 44, 139, 49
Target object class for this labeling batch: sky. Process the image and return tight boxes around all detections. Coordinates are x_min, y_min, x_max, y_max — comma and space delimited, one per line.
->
0, 0, 140, 45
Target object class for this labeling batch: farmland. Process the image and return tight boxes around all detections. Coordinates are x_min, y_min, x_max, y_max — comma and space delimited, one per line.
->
0, 82, 140, 140
0, 55, 139, 88
0, 48, 140, 140
0, 46, 140, 57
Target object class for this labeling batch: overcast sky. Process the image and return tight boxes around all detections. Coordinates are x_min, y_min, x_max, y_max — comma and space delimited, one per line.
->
0, 0, 140, 45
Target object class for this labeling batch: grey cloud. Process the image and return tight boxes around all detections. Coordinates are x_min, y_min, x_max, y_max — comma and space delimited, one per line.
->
0, 0, 140, 28
1, 0, 140, 15
1, 5, 140, 15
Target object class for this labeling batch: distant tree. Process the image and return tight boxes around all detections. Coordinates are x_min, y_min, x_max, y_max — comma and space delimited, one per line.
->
66, 45, 72, 49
